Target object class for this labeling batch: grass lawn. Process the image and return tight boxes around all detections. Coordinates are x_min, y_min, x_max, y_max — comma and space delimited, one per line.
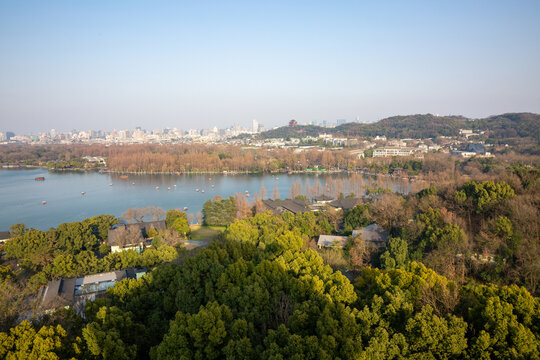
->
189, 225, 225, 242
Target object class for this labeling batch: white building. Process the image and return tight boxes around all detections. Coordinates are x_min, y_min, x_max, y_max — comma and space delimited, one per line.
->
373, 148, 416, 157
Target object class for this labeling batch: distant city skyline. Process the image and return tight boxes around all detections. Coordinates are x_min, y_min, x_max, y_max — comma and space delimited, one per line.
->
1, 1, 540, 134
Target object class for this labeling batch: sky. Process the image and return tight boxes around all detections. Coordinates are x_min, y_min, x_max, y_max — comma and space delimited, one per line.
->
1, 0, 539, 134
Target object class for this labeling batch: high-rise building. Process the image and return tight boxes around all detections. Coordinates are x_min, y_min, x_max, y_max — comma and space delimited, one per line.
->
252, 119, 259, 133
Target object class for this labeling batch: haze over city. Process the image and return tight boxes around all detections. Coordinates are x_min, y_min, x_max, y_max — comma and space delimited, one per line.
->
1, 0, 540, 134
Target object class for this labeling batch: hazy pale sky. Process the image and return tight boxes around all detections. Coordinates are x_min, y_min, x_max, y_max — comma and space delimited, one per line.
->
1, 0, 539, 134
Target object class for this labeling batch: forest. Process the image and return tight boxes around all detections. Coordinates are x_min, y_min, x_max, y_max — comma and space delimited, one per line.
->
0, 154, 539, 359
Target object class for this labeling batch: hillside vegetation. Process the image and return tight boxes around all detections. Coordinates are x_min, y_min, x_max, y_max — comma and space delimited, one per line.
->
259, 112, 540, 141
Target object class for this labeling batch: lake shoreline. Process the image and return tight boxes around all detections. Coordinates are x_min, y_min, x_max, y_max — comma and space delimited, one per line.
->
2, 164, 421, 180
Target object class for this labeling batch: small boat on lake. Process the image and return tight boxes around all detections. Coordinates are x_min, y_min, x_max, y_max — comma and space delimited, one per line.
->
119, 175, 128, 179
81, 192, 85, 195
109, 183, 113, 186
42, 201, 47, 205
174, 184, 177, 187
35, 177, 45, 181
155, 186, 160, 190
167, 187, 171, 191
183, 207, 188, 211
201, 190, 205, 193
195, 189, 199, 192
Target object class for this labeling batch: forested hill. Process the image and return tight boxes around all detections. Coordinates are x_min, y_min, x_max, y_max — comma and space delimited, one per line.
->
470, 112, 540, 140
258, 112, 540, 140
335, 114, 468, 138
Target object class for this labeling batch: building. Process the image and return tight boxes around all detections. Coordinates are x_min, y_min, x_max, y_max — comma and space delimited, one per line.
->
352, 223, 388, 247
289, 119, 298, 127
40, 268, 147, 311
108, 220, 166, 253
328, 197, 361, 211
373, 148, 416, 157
312, 194, 333, 203
451, 143, 492, 158
465, 143, 487, 155
317, 235, 348, 249
252, 119, 259, 133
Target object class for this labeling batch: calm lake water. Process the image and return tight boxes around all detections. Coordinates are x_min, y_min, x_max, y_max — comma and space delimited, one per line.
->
0, 169, 411, 231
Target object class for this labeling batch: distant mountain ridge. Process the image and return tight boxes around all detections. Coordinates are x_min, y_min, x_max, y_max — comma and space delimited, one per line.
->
258, 112, 540, 140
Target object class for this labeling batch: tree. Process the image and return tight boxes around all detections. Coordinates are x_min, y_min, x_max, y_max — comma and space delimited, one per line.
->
260, 183, 267, 200
289, 180, 303, 199
343, 204, 371, 232
272, 184, 280, 200
455, 180, 515, 213
0, 321, 77, 359
83, 306, 143, 360
165, 209, 190, 235
380, 237, 408, 270
202, 197, 236, 226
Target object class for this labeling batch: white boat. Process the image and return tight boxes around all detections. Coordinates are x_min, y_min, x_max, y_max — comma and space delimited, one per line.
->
42, 201, 47, 205
201, 190, 205, 193
183, 207, 188, 211
81, 192, 85, 195
196, 189, 199, 192
156, 186, 160, 190
168, 187, 171, 191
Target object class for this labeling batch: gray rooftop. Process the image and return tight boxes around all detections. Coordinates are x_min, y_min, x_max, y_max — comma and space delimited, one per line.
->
317, 235, 348, 248
352, 223, 389, 244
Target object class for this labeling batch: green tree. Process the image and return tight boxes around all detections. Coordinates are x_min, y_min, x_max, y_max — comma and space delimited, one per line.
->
165, 209, 190, 235
343, 204, 371, 232
83, 306, 143, 360
380, 237, 408, 269
0, 321, 77, 359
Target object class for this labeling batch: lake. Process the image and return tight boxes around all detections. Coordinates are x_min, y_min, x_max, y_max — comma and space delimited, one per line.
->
0, 169, 413, 230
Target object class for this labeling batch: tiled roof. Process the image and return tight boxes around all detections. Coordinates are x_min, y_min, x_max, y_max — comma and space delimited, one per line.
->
317, 235, 348, 248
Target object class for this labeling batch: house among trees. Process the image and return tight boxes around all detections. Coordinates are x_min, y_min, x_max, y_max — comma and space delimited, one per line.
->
317, 235, 348, 249
40, 267, 146, 311
107, 220, 166, 253
352, 223, 389, 247
262, 199, 311, 215
312, 194, 333, 203
328, 197, 361, 211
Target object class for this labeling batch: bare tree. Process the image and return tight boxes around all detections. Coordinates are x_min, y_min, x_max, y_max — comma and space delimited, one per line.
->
272, 184, 280, 200
260, 183, 267, 200
109, 225, 144, 247
196, 211, 203, 224
289, 180, 303, 199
